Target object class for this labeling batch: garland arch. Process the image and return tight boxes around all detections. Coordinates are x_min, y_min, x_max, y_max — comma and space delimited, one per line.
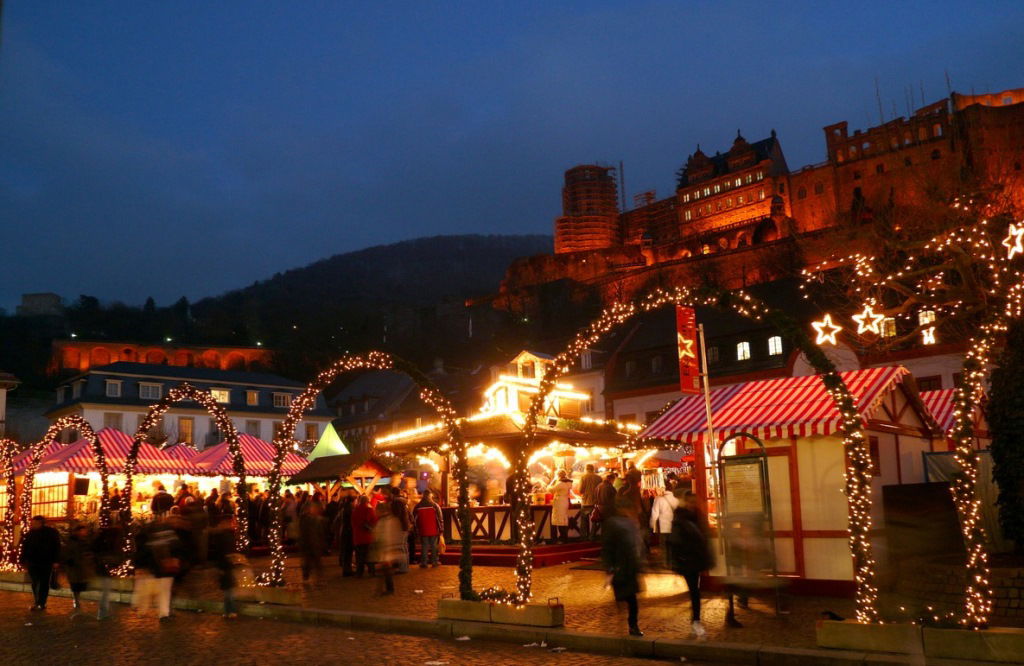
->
127, 383, 250, 551
263, 351, 471, 597
0, 439, 19, 568
478, 285, 882, 623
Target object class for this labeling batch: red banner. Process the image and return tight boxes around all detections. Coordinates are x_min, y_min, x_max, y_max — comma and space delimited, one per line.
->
676, 305, 700, 394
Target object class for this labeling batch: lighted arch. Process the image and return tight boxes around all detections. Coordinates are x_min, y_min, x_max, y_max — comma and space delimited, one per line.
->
481, 285, 881, 622
127, 383, 250, 551
0, 439, 18, 568
19, 416, 110, 533
264, 351, 471, 597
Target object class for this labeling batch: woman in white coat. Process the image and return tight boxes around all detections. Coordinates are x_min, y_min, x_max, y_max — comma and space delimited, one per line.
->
649, 487, 679, 568
549, 469, 574, 543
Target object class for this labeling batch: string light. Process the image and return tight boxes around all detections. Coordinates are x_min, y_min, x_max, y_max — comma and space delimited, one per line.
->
1001, 222, 1024, 259
0, 439, 19, 570
812, 314, 843, 345
852, 305, 885, 335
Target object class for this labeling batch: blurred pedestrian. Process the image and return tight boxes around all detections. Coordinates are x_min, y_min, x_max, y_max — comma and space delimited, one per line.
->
298, 501, 325, 584
601, 498, 644, 636
150, 483, 174, 517
371, 499, 404, 595
649, 487, 679, 569
413, 489, 443, 567
334, 489, 356, 576
133, 517, 183, 621
92, 523, 123, 619
388, 489, 412, 573
351, 494, 376, 577
20, 516, 61, 611
208, 514, 239, 617
576, 464, 602, 541
62, 523, 96, 612
548, 469, 574, 543
669, 490, 713, 640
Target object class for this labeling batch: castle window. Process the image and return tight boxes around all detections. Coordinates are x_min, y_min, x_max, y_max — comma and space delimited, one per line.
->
684, 210, 691, 221
759, 188, 766, 200
703, 187, 710, 197
904, 157, 912, 167
853, 171, 861, 180
778, 182, 785, 193
850, 145, 857, 156
862, 142, 871, 152
876, 164, 885, 174
738, 195, 744, 204
736, 341, 751, 361
933, 123, 942, 137
768, 336, 783, 356
756, 171, 764, 180
701, 244, 713, 255
904, 132, 911, 145
734, 178, 742, 187
881, 317, 896, 338
714, 184, 721, 193
814, 182, 824, 195
797, 187, 807, 200
683, 193, 690, 202
918, 127, 927, 141
931, 149, 941, 160
694, 190, 700, 199
726, 198, 733, 208
745, 174, 753, 184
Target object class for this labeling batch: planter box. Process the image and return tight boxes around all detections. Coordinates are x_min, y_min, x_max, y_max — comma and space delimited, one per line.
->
923, 626, 1024, 663
437, 598, 565, 628
816, 620, 923, 655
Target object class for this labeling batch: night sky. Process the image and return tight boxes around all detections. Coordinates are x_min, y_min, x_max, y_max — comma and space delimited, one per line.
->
2, 2, 1022, 310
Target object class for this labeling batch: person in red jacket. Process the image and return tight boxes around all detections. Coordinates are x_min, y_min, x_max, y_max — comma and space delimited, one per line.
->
350, 494, 377, 577
413, 490, 444, 567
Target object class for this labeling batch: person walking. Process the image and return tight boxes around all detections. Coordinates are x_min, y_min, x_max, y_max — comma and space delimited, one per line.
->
601, 498, 645, 637
413, 490, 443, 567
594, 472, 617, 539
19, 516, 61, 612
351, 494, 376, 577
334, 489, 356, 576
298, 501, 326, 584
548, 469, 574, 543
649, 487, 679, 569
575, 464, 602, 541
150, 484, 174, 517
62, 523, 96, 613
389, 489, 413, 573
208, 514, 239, 617
669, 490, 713, 640
133, 517, 183, 621
370, 499, 404, 595
92, 523, 123, 619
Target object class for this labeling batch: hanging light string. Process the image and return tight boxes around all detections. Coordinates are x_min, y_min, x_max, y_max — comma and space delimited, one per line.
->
477, 285, 879, 620
260, 352, 466, 589
0, 439, 19, 571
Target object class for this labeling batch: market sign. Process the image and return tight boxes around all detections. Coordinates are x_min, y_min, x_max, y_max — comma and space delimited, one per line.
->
676, 305, 700, 394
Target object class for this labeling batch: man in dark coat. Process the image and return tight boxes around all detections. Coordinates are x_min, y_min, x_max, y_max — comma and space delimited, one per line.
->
150, 484, 174, 516
669, 491, 713, 639
20, 516, 61, 611
601, 499, 644, 636
333, 489, 356, 576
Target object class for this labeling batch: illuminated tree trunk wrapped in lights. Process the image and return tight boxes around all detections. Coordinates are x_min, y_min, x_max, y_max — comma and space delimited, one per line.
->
0, 439, 19, 569
263, 352, 472, 597
478, 287, 880, 620
127, 383, 251, 552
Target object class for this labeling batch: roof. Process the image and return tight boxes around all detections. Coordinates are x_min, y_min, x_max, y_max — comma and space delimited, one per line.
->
641, 366, 926, 444
919, 388, 988, 437
36, 428, 200, 476
307, 422, 351, 461
13, 440, 64, 473
191, 434, 308, 477
67, 362, 305, 388
678, 135, 780, 187
163, 443, 200, 460
287, 453, 392, 485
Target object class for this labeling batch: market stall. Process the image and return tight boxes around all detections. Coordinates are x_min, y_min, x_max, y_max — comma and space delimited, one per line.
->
639, 365, 940, 595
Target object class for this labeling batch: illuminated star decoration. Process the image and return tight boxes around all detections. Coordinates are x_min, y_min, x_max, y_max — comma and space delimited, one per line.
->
812, 313, 843, 345
922, 326, 937, 345
852, 304, 885, 335
1002, 223, 1024, 259
677, 331, 696, 359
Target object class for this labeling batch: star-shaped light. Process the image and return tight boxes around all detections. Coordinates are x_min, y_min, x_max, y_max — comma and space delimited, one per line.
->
852, 305, 885, 335
677, 331, 696, 359
922, 326, 937, 345
1002, 223, 1024, 259
812, 314, 843, 346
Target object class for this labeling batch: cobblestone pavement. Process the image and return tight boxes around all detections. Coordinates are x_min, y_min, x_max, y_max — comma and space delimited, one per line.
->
176, 551, 856, 648
0, 592, 725, 665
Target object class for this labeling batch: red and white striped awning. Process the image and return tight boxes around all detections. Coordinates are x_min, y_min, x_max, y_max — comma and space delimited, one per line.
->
36, 428, 200, 476
191, 434, 308, 477
919, 389, 956, 436
641, 366, 911, 444
12, 440, 66, 473
163, 443, 200, 460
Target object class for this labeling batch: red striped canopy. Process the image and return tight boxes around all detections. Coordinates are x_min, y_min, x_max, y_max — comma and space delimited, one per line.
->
13, 440, 66, 473
641, 366, 911, 444
163, 443, 200, 460
191, 434, 308, 477
920, 389, 956, 436
36, 428, 200, 476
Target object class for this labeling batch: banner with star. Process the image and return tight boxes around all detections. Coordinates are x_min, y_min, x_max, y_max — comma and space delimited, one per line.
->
675, 305, 701, 394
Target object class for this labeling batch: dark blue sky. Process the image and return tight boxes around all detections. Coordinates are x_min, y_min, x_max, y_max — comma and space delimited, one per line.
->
2, 2, 1022, 310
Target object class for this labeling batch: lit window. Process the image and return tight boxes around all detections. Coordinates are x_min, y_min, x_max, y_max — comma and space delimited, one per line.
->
139, 383, 162, 400
273, 393, 292, 408
211, 388, 230, 403
694, 190, 700, 199
757, 171, 764, 180
246, 390, 259, 406
737, 341, 751, 361
745, 174, 753, 184
714, 184, 721, 193
759, 189, 765, 200
684, 210, 692, 221
933, 124, 942, 137
738, 195, 744, 204
881, 317, 896, 338
727, 198, 733, 208
918, 310, 936, 326
735, 178, 742, 187
178, 417, 194, 444
768, 336, 782, 356
105, 380, 122, 398
683, 193, 690, 202
703, 187, 710, 196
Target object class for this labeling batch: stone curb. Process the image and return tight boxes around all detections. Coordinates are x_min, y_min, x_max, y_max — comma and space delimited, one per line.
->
0, 583, 990, 665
